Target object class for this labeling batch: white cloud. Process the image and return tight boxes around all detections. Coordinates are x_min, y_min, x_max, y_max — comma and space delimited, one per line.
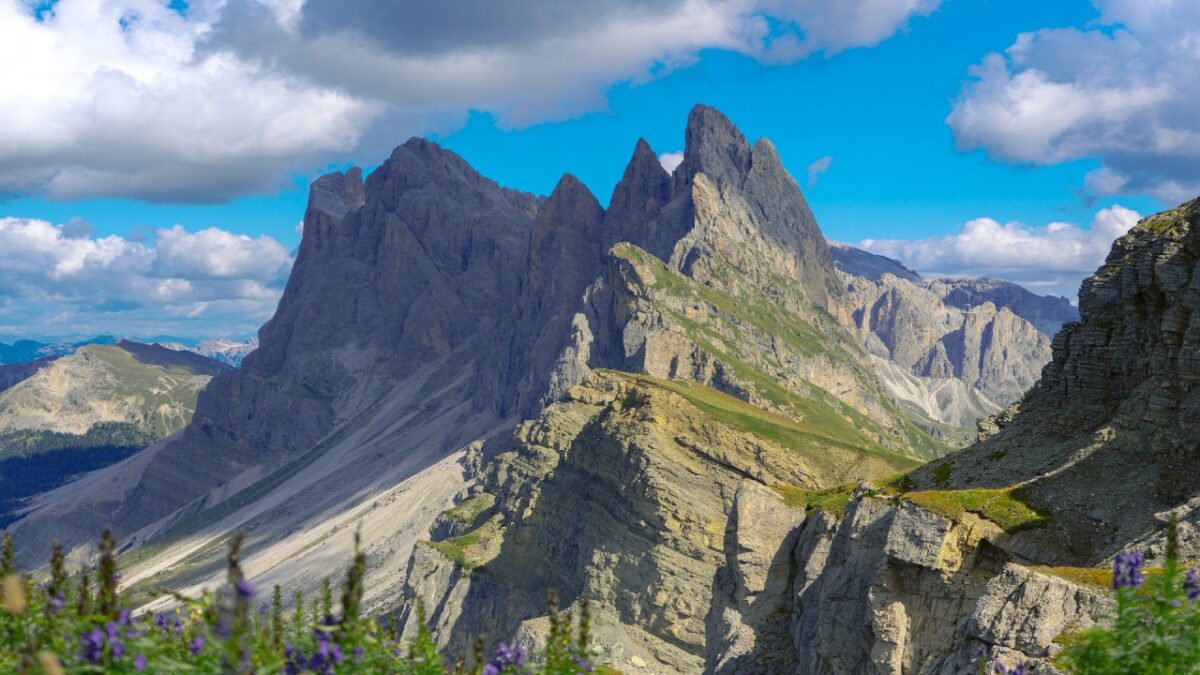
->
947, 0, 1200, 204
658, 151, 685, 174
153, 226, 292, 280
806, 154, 833, 187
0, 216, 292, 338
754, 0, 941, 60
0, 0, 940, 202
857, 204, 1141, 297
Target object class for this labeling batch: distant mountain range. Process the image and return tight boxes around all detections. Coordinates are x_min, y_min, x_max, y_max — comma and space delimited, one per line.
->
156, 338, 260, 367
0, 336, 118, 365
830, 243, 1078, 444
0, 336, 258, 368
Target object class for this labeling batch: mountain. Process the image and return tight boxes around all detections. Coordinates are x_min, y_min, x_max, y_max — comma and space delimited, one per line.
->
0, 341, 230, 527
705, 196, 1200, 673
831, 243, 1078, 444
0, 336, 118, 365
0, 340, 229, 456
157, 338, 259, 367
5, 106, 949, 671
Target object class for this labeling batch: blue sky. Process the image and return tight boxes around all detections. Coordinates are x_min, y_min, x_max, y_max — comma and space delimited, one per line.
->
1, 0, 1196, 340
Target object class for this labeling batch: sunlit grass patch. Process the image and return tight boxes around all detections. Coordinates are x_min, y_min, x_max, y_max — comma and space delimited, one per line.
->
902, 487, 1044, 533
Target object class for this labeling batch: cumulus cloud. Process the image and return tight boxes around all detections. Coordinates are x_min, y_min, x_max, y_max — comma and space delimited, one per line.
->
658, 151, 685, 174
0, 0, 940, 202
0, 216, 292, 338
947, 0, 1200, 204
806, 155, 833, 187
753, 0, 940, 61
856, 204, 1141, 297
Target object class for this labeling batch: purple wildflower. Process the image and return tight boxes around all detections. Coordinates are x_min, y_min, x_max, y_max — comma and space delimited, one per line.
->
105, 621, 120, 640
48, 593, 65, 614
189, 634, 205, 655
235, 578, 257, 599
353, 646, 365, 663
110, 638, 125, 659
1185, 569, 1199, 601
133, 654, 148, 671
118, 608, 132, 626
154, 613, 169, 631
1113, 551, 1146, 589
484, 642, 527, 675
79, 628, 105, 664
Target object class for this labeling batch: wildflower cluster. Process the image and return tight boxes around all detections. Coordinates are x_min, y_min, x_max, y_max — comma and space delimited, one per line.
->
0, 530, 600, 673
1057, 516, 1200, 673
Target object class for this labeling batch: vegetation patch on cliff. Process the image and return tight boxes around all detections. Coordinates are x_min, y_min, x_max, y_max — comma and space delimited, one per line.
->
902, 487, 1044, 533
772, 483, 856, 517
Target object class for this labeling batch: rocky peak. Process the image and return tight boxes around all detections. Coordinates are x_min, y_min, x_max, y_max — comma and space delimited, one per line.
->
606, 138, 673, 252
673, 104, 753, 192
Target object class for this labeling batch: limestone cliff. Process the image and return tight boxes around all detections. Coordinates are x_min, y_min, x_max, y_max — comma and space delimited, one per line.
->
399, 372, 922, 673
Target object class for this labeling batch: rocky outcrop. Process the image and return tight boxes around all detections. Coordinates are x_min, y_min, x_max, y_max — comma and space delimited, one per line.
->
398, 371, 921, 673
706, 486, 1115, 674
833, 245, 1077, 442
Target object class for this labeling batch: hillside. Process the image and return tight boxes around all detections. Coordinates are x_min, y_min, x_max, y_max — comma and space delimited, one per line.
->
0, 340, 228, 457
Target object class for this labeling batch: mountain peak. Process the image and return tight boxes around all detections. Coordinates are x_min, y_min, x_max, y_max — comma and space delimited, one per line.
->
676, 104, 752, 190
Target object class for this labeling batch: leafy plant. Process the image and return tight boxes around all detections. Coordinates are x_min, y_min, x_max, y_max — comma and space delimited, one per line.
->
1057, 518, 1200, 673
0, 529, 600, 674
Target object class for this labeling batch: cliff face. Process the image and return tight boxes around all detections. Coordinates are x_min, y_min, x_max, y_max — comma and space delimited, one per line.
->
707, 197, 1200, 674
832, 244, 1078, 443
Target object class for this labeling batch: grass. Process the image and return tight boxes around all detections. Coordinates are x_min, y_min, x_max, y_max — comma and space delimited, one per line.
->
611, 371, 921, 475
1034, 565, 1165, 590
902, 487, 1045, 533
422, 530, 483, 570
931, 463, 953, 485
772, 483, 857, 517
421, 517, 503, 571
442, 493, 495, 526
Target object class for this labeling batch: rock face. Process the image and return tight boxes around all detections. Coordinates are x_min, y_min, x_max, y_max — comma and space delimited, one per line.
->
706, 197, 1200, 673
707, 490, 1114, 674
399, 372, 922, 673
390, 108, 955, 672
832, 244, 1078, 443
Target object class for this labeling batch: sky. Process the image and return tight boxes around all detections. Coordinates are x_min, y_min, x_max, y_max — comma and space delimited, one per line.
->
1, 0, 1198, 341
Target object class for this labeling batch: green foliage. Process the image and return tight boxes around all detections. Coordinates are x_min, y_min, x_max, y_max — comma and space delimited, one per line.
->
902, 487, 1044, 533
773, 484, 857, 517
0, 530, 603, 673
931, 462, 953, 485
1057, 539, 1200, 673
